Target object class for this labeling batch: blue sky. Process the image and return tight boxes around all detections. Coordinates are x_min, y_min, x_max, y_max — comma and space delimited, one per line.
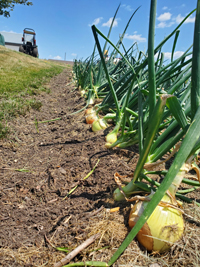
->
0, 0, 197, 61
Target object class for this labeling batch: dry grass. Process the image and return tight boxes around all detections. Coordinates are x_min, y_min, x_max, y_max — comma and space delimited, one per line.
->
2, 204, 198, 267
66, 204, 200, 266
0, 246, 63, 267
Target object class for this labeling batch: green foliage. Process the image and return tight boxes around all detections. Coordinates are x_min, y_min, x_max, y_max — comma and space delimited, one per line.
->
191, 0, 200, 119
72, 0, 200, 265
0, 0, 32, 17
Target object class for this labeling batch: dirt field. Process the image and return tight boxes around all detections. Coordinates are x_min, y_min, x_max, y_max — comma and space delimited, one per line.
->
0, 67, 200, 267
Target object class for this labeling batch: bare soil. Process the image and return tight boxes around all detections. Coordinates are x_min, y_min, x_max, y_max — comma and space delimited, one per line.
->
0, 67, 200, 267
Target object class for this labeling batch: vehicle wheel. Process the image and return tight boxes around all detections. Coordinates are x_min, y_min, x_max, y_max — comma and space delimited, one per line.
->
19, 45, 25, 53
32, 47, 38, 57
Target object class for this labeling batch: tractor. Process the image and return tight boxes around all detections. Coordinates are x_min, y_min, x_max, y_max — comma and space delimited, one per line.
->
19, 28, 39, 57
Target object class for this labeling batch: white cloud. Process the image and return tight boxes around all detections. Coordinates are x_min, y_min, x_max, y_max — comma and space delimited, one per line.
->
48, 55, 62, 60
175, 14, 195, 24
53, 56, 62, 59
164, 51, 184, 60
157, 22, 166, 28
162, 6, 168, 10
157, 21, 175, 28
156, 9, 195, 29
102, 17, 119, 27
88, 17, 103, 27
54, 55, 62, 60
71, 53, 77, 57
122, 4, 133, 12
157, 12, 172, 21
124, 33, 146, 43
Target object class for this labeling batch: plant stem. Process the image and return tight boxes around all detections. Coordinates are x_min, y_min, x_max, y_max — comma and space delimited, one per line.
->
148, 0, 157, 118
191, 0, 200, 119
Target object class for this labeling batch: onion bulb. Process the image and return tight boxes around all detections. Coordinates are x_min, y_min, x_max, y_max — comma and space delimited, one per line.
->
84, 108, 94, 116
129, 193, 184, 253
85, 113, 98, 124
80, 90, 86, 97
92, 118, 107, 132
85, 108, 98, 124
105, 132, 118, 148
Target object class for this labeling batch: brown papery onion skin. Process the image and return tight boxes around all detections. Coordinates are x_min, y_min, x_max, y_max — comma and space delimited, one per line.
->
129, 201, 153, 251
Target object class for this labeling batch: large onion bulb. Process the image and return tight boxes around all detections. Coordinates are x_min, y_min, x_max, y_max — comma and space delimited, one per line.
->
129, 194, 184, 253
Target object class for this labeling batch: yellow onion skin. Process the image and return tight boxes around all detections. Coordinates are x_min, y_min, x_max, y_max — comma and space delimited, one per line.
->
105, 132, 117, 147
92, 118, 107, 132
105, 131, 117, 148
129, 194, 184, 253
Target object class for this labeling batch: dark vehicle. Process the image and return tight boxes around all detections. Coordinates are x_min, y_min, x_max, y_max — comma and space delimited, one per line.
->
19, 28, 38, 57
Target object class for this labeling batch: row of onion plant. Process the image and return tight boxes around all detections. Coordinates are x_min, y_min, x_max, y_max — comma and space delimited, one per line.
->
72, 4, 141, 111
89, 17, 193, 144
66, 0, 200, 266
